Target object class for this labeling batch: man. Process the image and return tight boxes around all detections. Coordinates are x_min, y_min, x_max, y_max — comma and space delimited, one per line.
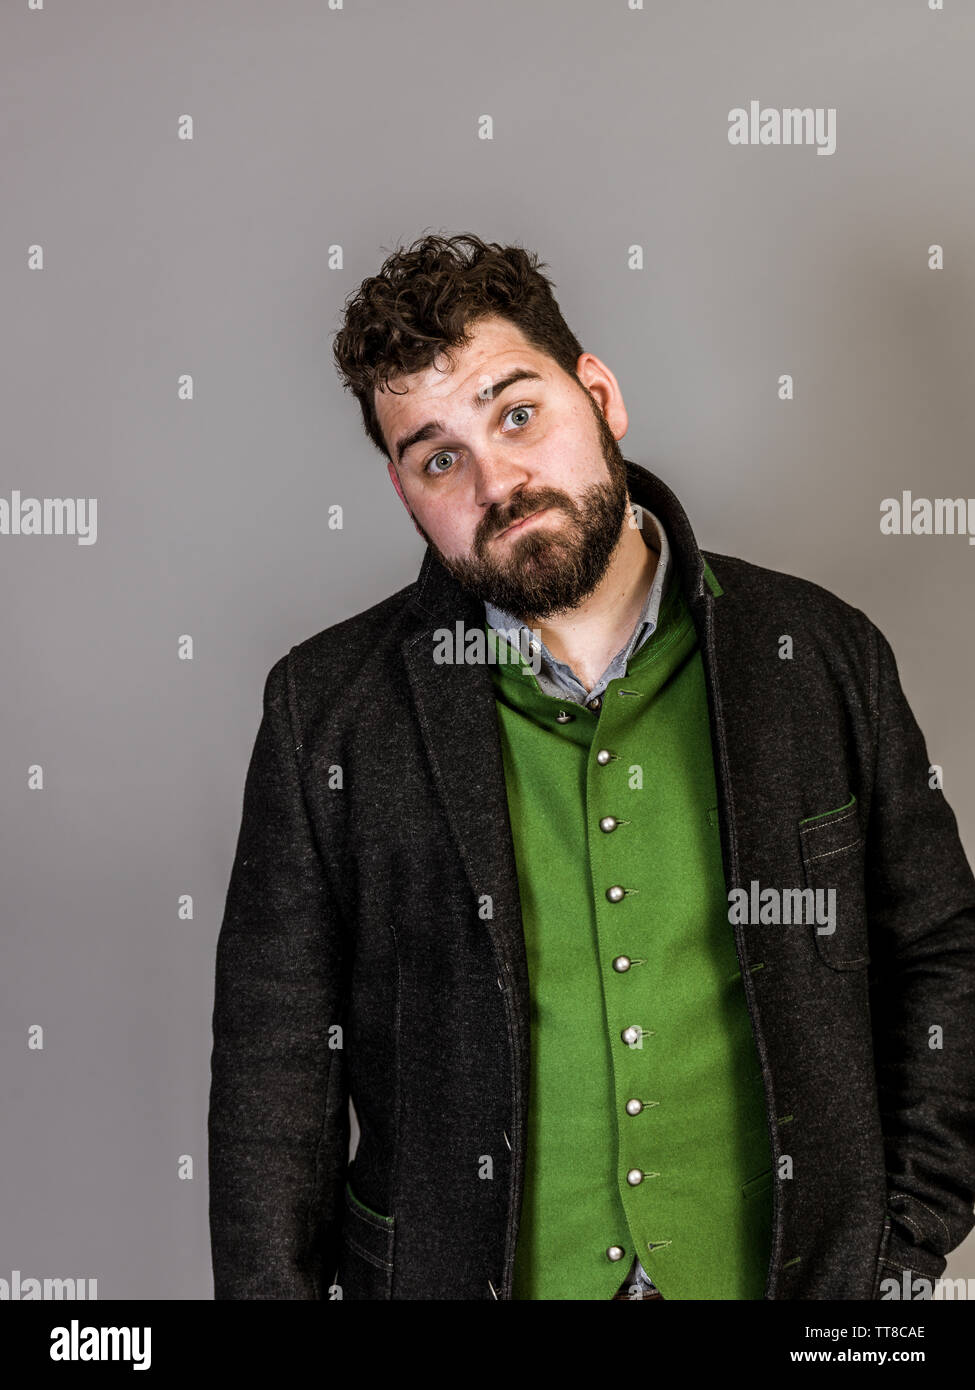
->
208, 233, 975, 1300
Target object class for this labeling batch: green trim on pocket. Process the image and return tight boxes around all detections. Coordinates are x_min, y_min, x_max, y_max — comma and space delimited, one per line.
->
799, 792, 856, 825
345, 1180, 394, 1226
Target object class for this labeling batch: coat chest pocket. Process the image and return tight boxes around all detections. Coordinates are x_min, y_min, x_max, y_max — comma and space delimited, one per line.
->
798, 793, 869, 971
335, 1179, 395, 1300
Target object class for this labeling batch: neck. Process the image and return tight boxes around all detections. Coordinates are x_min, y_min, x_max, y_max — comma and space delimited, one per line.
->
531, 518, 658, 693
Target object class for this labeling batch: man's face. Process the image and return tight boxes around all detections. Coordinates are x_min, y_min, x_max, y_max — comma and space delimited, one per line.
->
377, 315, 632, 621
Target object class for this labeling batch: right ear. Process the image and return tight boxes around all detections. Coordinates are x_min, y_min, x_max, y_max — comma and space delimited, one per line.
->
387, 460, 429, 542
387, 459, 410, 510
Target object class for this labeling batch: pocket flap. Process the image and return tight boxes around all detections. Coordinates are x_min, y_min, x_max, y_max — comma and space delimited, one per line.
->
342, 1180, 395, 1272
798, 793, 869, 970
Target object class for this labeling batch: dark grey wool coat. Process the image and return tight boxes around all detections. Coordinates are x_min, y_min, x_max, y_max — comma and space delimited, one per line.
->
208, 459, 975, 1300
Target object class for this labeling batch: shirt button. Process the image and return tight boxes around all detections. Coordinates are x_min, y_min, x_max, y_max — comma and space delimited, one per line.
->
626, 1169, 644, 1187
596, 749, 613, 765
606, 1245, 626, 1262
621, 1025, 641, 1045
599, 816, 619, 833
606, 885, 626, 903
612, 955, 632, 973
589, 696, 602, 711
626, 1098, 644, 1116
555, 710, 574, 723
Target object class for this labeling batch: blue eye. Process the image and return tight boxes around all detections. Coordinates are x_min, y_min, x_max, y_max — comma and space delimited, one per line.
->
425, 451, 458, 476
505, 404, 534, 429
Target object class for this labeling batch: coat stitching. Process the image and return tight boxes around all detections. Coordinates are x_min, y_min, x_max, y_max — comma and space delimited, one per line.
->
343, 1232, 394, 1272
800, 806, 858, 836
805, 837, 863, 863
888, 1192, 953, 1245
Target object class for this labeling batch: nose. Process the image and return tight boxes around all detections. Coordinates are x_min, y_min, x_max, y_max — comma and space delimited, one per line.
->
472, 451, 534, 515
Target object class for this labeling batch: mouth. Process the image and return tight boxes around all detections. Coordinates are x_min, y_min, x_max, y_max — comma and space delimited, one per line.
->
497, 507, 551, 540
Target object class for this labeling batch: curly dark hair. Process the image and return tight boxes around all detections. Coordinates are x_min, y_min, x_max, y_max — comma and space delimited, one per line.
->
332, 232, 585, 460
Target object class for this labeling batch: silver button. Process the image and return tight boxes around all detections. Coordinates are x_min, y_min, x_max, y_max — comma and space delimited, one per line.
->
589, 696, 602, 711
626, 1098, 644, 1116
606, 885, 626, 903
596, 749, 613, 765
599, 816, 619, 833
555, 710, 573, 723
612, 955, 632, 973
606, 1245, 625, 1262
621, 1025, 641, 1045
626, 1168, 644, 1187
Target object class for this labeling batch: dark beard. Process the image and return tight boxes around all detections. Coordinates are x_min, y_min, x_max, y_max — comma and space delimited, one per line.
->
419, 401, 631, 623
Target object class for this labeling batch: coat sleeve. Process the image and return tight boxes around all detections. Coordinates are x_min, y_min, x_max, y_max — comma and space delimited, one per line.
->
864, 621, 975, 1284
208, 652, 349, 1299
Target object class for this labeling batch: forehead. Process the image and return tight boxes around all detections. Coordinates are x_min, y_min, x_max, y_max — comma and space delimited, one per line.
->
374, 316, 551, 429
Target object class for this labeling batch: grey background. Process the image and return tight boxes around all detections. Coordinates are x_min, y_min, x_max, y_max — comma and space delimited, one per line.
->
2, 0, 973, 1298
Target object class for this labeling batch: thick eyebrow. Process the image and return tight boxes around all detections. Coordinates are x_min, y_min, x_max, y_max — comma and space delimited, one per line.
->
393, 369, 545, 466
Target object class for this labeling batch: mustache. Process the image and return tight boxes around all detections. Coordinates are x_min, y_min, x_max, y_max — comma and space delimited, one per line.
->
483, 492, 572, 540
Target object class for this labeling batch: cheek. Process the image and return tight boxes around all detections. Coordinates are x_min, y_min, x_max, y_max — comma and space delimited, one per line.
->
442, 517, 480, 557
414, 500, 475, 556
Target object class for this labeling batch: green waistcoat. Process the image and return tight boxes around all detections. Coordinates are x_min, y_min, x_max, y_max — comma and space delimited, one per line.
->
486, 577, 773, 1300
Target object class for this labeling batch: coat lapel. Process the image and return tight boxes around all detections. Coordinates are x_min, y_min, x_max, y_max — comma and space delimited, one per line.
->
401, 543, 535, 1293
400, 551, 531, 998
